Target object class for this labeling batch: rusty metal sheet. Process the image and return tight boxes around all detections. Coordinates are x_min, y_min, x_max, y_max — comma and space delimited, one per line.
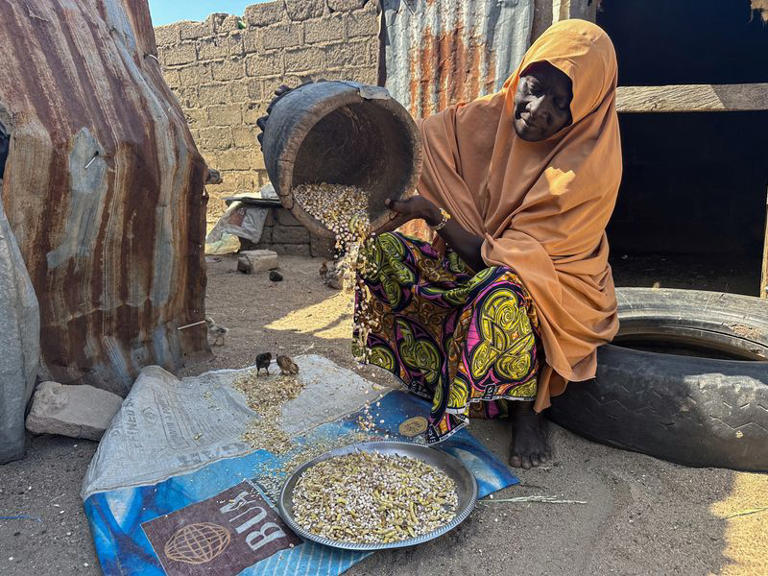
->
381, 0, 533, 240
0, 0, 208, 396
381, 0, 534, 119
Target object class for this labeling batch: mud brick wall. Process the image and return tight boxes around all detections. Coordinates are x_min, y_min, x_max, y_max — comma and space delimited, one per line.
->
242, 206, 335, 258
155, 0, 380, 228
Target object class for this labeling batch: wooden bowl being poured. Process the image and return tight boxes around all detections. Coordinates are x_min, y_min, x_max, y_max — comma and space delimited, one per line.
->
261, 81, 423, 238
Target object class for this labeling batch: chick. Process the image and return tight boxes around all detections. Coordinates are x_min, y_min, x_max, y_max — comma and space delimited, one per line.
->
205, 168, 222, 185
276, 355, 299, 376
319, 260, 342, 290
255, 352, 272, 376
205, 317, 228, 346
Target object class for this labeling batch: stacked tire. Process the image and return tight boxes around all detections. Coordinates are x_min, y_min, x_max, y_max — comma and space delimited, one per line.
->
549, 288, 768, 471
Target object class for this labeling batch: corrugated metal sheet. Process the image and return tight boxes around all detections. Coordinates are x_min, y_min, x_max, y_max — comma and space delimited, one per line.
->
381, 0, 533, 240
381, 0, 534, 119
0, 0, 208, 396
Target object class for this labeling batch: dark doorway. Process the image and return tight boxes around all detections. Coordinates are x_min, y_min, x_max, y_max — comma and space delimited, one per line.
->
597, 0, 768, 296
597, 0, 768, 86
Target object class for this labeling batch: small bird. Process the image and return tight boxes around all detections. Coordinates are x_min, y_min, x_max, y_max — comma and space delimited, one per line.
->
277, 355, 299, 376
256, 352, 272, 376
319, 260, 342, 290
205, 168, 222, 185
205, 317, 228, 346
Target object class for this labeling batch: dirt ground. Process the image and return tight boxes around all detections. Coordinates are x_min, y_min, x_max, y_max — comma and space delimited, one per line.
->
1, 254, 766, 576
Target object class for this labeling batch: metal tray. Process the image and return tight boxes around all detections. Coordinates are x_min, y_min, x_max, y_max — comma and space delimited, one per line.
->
278, 441, 477, 550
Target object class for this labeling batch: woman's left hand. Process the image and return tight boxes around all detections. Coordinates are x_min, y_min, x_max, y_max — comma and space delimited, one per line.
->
385, 197, 440, 226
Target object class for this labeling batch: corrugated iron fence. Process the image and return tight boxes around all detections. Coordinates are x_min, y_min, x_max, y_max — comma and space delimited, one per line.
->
380, 0, 533, 237
381, 0, 534, 119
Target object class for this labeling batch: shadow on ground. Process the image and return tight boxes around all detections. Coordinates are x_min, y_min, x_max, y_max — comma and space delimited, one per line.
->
2, 254, 766, 575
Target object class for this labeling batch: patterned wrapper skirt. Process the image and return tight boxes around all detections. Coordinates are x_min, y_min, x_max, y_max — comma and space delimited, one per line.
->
354, 232, 541, 444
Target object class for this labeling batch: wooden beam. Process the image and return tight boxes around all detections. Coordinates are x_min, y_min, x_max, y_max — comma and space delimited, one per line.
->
617, 83, 768, 113
762, 188, 768, 299
531, 0, 597, 41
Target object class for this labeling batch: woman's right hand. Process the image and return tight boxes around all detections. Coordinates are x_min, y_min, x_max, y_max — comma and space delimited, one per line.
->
385, 197, 441, 226
256, 85, 293, 149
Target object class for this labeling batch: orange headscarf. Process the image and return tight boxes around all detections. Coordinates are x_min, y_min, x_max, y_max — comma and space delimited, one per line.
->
416, 20, 622, 411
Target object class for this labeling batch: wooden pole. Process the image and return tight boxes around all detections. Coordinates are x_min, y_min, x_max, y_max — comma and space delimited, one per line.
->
762, 186, 768, 299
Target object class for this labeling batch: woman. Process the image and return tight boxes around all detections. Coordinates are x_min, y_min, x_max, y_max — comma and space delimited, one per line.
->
354, 19, 622, 468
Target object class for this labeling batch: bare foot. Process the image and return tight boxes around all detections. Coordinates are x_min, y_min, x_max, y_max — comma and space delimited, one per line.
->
509, 402, 551, 469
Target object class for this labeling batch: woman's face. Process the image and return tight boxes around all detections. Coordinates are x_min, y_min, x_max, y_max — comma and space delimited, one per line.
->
513, 61, 573, 141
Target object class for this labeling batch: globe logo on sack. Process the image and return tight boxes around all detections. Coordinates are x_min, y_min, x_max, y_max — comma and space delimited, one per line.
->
164, 522, 232, 565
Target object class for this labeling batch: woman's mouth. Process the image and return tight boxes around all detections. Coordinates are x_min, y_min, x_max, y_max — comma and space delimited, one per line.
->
520, 114, 537, 130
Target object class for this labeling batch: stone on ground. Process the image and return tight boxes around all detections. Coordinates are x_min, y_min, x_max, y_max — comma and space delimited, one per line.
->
237, 249, 279, 274
25, 382, 123, 441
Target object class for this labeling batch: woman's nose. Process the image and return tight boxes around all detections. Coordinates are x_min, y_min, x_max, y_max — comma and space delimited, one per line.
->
527, 96, 552, 124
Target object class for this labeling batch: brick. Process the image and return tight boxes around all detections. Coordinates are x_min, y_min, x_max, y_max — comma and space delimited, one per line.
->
261, 76, 304, 100
223, 32, 245, 57
233, 171, 258, 191
232, 125, 257, 148
198, 83, 230, 106
209, 178, 235, 196
277, 208, 301, 226
229, 78, 259, 102
324, 41, 368, 68
344, 66, 378, 85
251, 151, 267, 170
285, 46, 325, 72
174, 86, 199, 108
218, 149, 263, 171
242, 102, 267, 125
305, 13, 345, 44
208, 104, 242, 125
210, 57, 245, 81
245, 52, 283, 76
327, 0, 368, 10
197, 126, 233, 149
179, 63, 212, 84
217, 150, 249, 170
207, 13, 228, 33
260, 224, 274, 243
25, 382, 123, 441
310, 234, 335, 258
286, 0, 325, 21
345, 8, 378, 38
367, 37, 379, 65
247, 77, 263, 99
244, 1, 287, 27
218, 14, 243, 33
242, 30, 261, 53
179, 20, 212, 40
197, 37, 227, 61
162, 68, 181, 88
164, 43, 196, 66
262, 23, 303, 50
273, 224, 310, 243
185, 108, 208, 126
154, 24, 180, 46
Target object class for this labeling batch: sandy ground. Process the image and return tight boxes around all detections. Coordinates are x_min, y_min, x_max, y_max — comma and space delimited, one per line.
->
1, 254, 766, 576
